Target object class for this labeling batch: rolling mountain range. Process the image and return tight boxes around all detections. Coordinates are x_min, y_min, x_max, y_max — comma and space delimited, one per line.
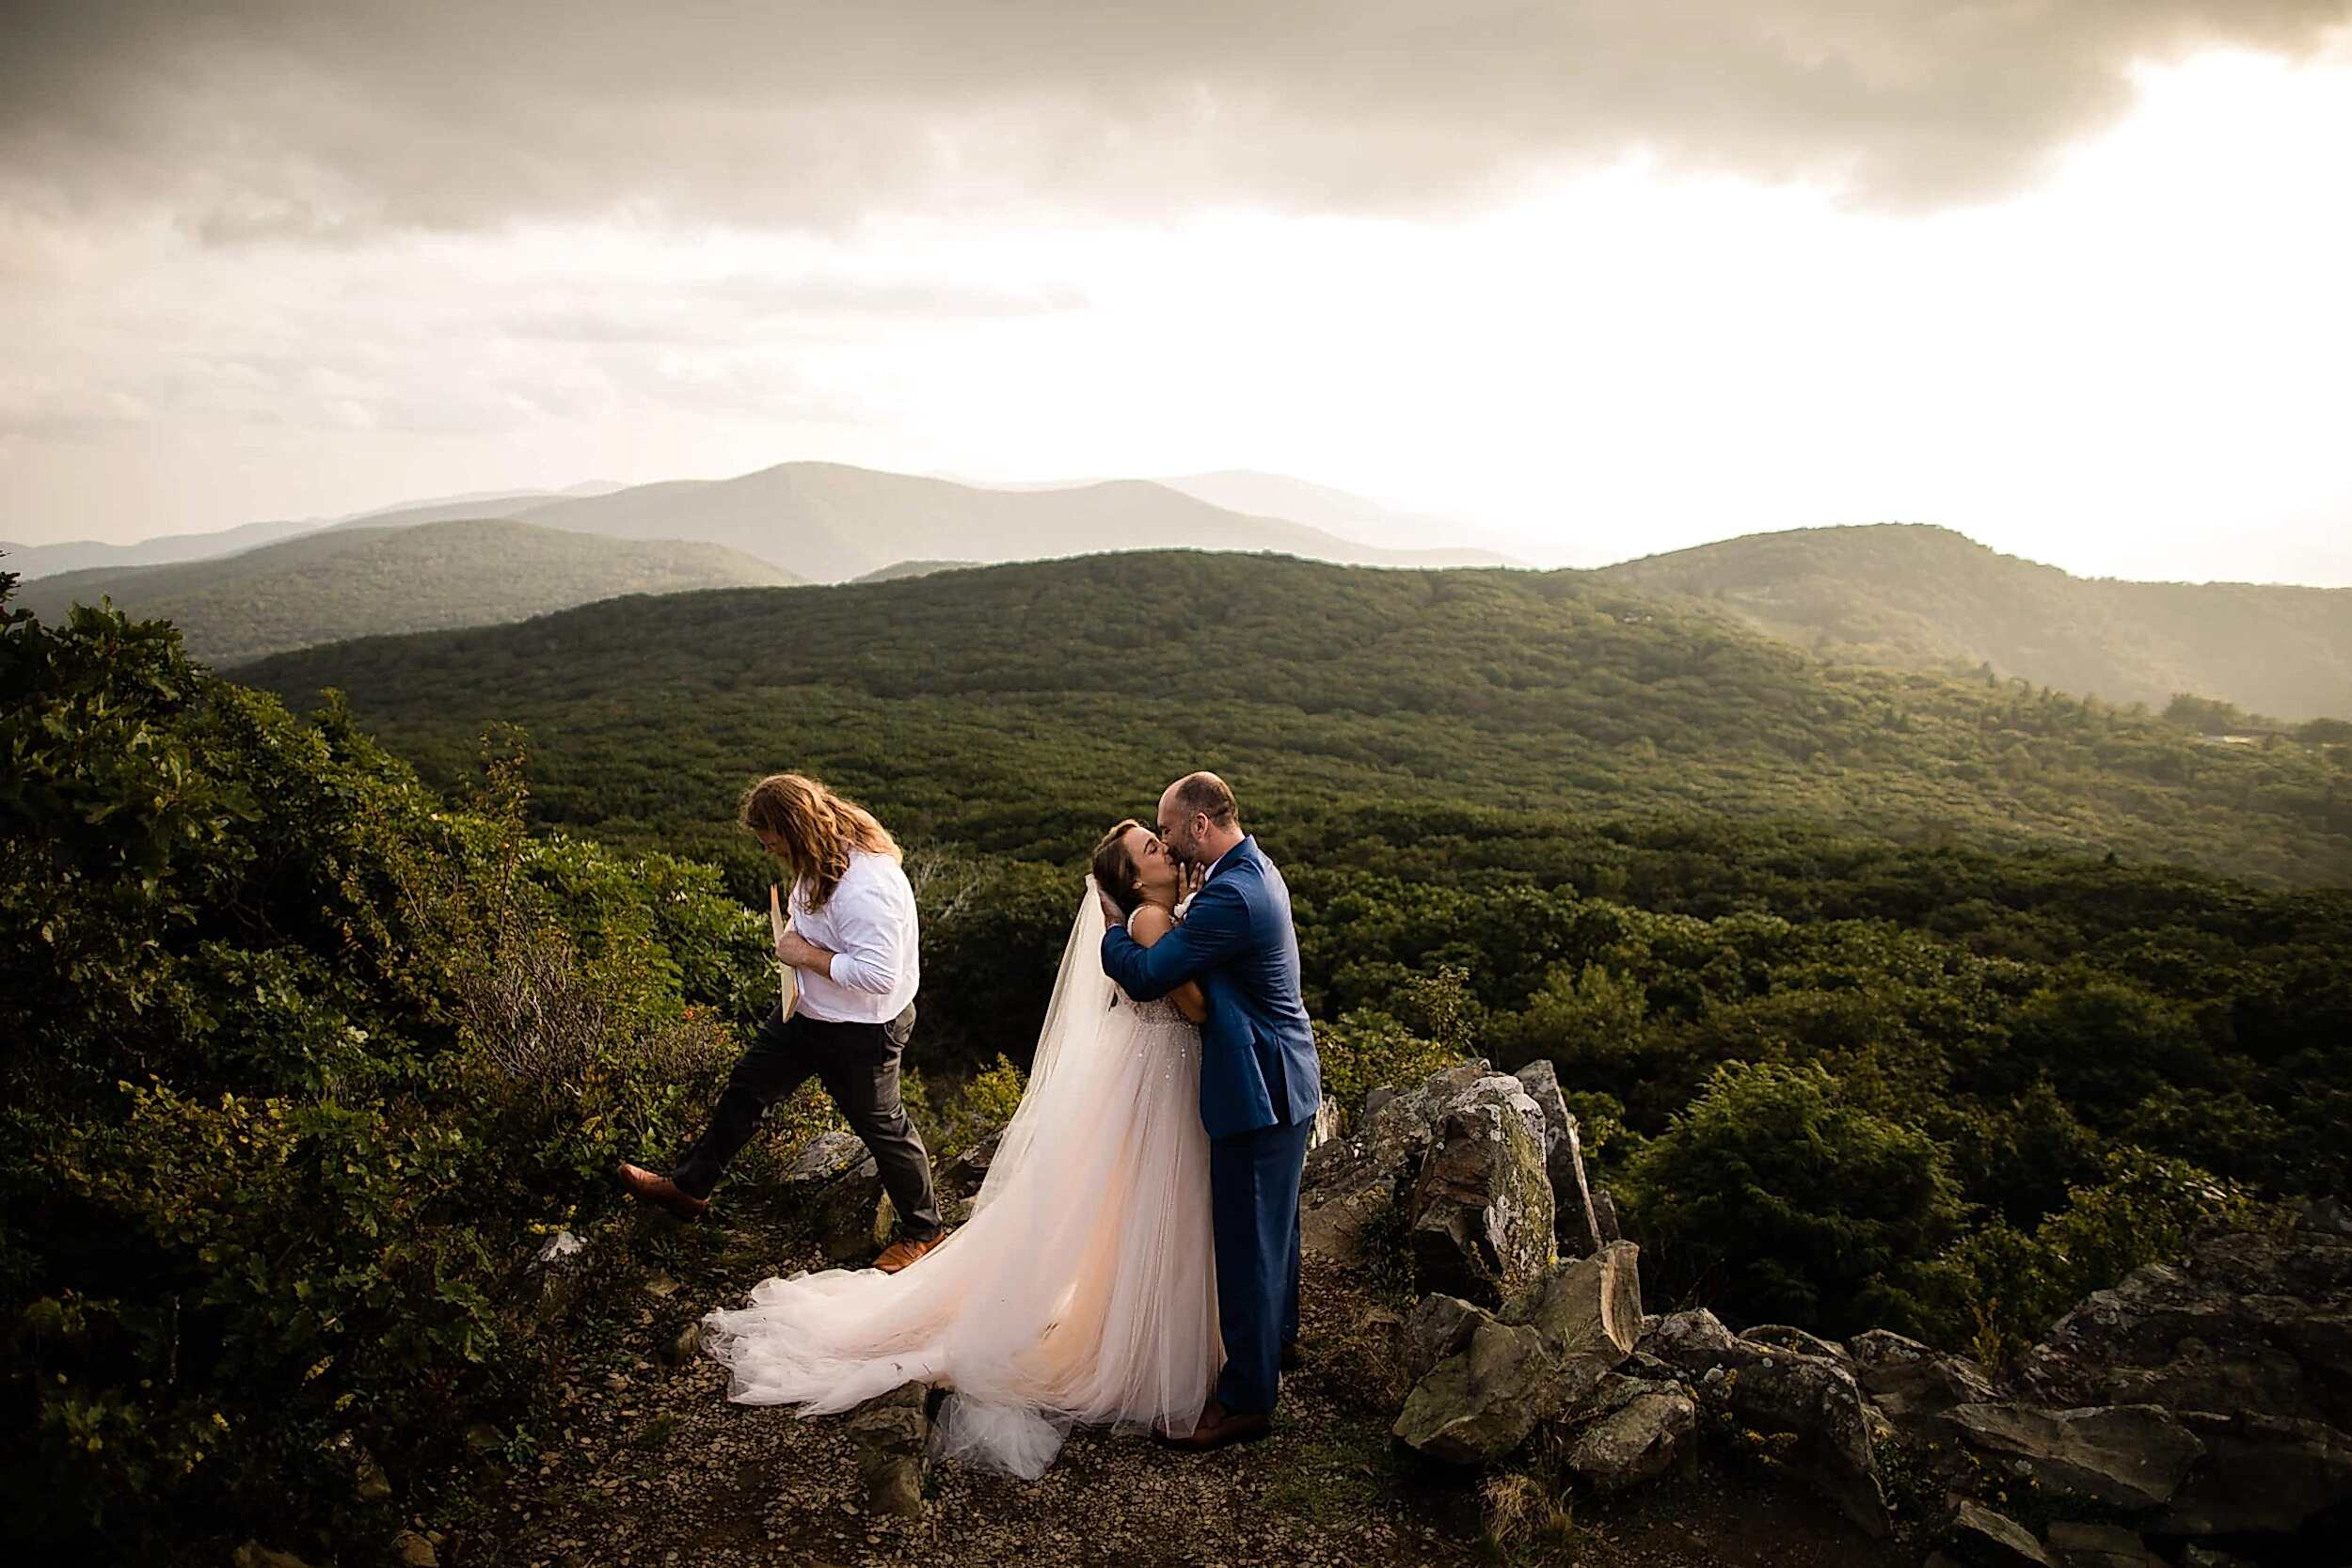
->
239, 549, 2352, 889
16, 517, 796, 665
1598, 523, 2352, 721
479, 463, 1510, 581
13, 466, 2348, 722
0, 481, 625, 579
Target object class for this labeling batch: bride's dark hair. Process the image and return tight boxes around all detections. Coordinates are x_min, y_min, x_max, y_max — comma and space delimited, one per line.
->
1089, 818, 1147, 916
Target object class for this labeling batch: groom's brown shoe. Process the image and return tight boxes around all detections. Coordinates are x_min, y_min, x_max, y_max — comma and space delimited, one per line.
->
617, 1162, 707, 1220
1153, 1398, 1273, 1451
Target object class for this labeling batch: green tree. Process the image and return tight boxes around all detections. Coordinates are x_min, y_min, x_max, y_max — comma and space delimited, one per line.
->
1627, 1061, 1964, 1336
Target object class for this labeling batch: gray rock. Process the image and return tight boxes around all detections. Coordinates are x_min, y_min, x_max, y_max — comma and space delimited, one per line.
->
1947, 1402, 2203, 1510
1639, 1308, 1743, 1374
1520, 1242, 1645, 1372
2019, 1223, 2352, 1432
1406, 1096, 1556, 1307
1562, 1376, 1697, 1491
1590, 1187, 1624, 1244
1848, 1328, 2000, 1429
2044, 1521, 2161, 1568
1514, 1059, 1609, 1255
1635, 1308, 1889, 1535
846, 1382, 930, 1517
1392, 1319, 1566, 1464
1741, 1323, 1849, 1361
1950, 1499, 2053, 1567
389, 1531, 438, 1568
2160, 1409, 2352, 1537
1300, 1060, 1491, 1264
936, 1128, 1001, 1211
1720, 1349, 1892, 1536
1404, 1293, 1492, 1385
811, 1154, 890, 1262
1392, 1243, 1643, 1465
784, 1128, 867, 1187
1362, 1085, 1399, 1123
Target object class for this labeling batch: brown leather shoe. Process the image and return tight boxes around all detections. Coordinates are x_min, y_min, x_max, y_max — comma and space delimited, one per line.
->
617, 1162, 707, 1220
873, 1230, 949, 1274
1153, 1397, 1273, 1451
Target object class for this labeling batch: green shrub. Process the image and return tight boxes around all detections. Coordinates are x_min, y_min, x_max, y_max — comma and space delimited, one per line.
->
2, 588, 764, 1558
1626, 1060, 1965, 1336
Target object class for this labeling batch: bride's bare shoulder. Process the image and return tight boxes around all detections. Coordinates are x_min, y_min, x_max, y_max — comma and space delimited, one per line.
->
1128, 903, 1176, 945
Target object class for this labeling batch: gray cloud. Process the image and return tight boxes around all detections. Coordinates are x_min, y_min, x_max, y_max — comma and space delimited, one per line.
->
6, 1, 2346, 239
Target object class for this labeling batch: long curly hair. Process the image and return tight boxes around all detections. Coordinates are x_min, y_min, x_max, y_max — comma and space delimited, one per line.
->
738, 773, 900, 911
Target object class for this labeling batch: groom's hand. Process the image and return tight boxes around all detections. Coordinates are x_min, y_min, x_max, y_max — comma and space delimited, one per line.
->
1096, 887, 1126, 927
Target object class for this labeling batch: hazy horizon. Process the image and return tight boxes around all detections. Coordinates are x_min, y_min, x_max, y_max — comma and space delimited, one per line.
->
5, 4, 2349, 585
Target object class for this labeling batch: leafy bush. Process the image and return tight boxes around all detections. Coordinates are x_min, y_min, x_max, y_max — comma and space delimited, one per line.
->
2, 586, 767, 1558
1626, 1061, 1965, 1336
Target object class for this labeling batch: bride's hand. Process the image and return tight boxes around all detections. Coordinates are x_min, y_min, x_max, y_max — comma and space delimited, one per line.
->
1182, 861, 1206, 898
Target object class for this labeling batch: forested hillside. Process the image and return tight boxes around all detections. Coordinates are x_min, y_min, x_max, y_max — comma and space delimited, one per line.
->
243, 549, 2352, 886
18, 517, 798, 664
11, 565, 2352, 1560
1600, 523, 2352, 721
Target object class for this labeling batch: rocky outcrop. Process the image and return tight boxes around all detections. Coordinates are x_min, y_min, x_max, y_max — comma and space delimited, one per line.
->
1640, 1308, 1892, 1536
2161, 1409, 2352, 1537
2020, 1213, 2352, 1433
1392, 1242, 1642, 1464
1300, 1060, 1551, 1276
1945, 1402, 2204, 1510
1406, 1094, 1555, 1306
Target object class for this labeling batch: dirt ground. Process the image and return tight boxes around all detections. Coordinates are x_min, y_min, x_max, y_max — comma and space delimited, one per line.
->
436, 1211, 1918, 1568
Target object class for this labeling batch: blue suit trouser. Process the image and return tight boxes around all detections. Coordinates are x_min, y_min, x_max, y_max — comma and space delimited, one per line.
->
1209, 1114, 1312, 1417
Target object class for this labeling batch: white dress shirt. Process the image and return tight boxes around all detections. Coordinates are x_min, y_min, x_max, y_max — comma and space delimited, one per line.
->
787, 850, 920, 1023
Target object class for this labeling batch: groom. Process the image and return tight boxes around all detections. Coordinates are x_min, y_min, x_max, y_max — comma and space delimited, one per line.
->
1099, 771, 1322, 1450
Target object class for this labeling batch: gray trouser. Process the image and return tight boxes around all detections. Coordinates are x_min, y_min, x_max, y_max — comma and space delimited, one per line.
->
671, 1001, 943, 1238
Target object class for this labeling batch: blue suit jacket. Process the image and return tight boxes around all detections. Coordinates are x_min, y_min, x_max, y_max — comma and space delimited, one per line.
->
1102, 836, 1323, 1141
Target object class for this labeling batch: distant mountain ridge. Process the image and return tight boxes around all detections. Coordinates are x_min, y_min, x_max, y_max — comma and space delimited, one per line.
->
6, 463, 1518, 585
19, 516, 796, 665
488, 462, 1515, 580
0, 484, 615, 579
1598, 523, 2352, 721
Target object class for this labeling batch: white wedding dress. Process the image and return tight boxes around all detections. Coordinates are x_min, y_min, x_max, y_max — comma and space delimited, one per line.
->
700, 879, 1221, 1478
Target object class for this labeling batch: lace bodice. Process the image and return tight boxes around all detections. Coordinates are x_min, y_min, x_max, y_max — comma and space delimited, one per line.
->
1113, 895, 1195, 1024
1116, 991, 1188, 1024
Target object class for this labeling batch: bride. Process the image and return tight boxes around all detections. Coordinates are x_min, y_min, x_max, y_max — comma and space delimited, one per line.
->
699, 819, 1221, 1478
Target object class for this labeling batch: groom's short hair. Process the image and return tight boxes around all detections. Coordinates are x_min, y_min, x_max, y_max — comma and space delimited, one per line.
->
1170, 770, 1238, 829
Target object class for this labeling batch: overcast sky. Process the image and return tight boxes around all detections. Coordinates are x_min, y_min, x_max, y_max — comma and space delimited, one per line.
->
5, 2, 2349, 582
